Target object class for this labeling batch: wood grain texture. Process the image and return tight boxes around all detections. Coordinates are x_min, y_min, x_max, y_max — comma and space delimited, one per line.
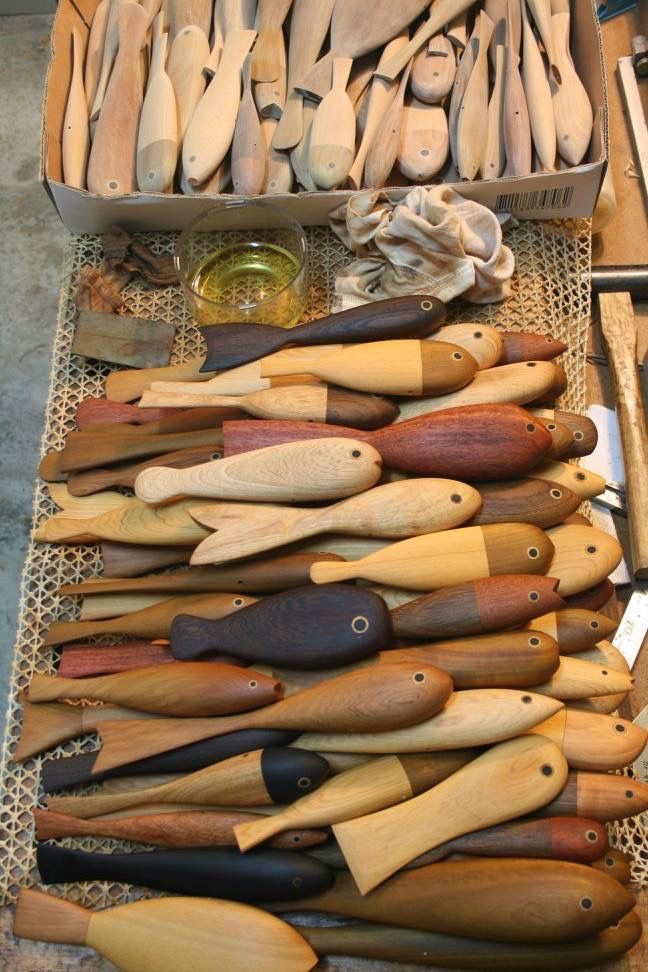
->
530, 709, 647, 771
84, 0, 110, 111
430, 324, 504, 371
201, 295, 446, 371
537, 771, 648, 822
13, 888, 320, 968
411, 32, 456, 103
502, 0, 531, 176
101, 540, 194, 575
59, 427, 225, 474
43, 592, 255, 646
546, 524, 623, 595
33, 806, 327, 850
169, 584, 392, 667
58, 640, 173, 678
563, 578, 615, 612
308, 57, 355, 189
231, 54, 266, 194
93, 663, 455, 771
137, 21, 177, 192
333, 735, 568, 893
521, 0, 556, 171
527, 609, 617, 653
67, 442, 224, 496
397, 361, 562, 419
189, 478, 481, 565
449, 24, 478, 166
483, 18, 506, 178
599, 292, 648, 577
457, 11, 493, 180
235, 751, 474, 852
76, 398, 186, 428
87, 1, 148, 195
134, 438, 383, 504
47, 748, 329, 818
295, 689, 563, 754
167, 25, 209, 143
364, 61, 412, 189
529, 654, 633, 700
223, 403, 554, 481
530, 408, 598, 458
591, 848, 633, 886
267, 857, 634, 943
251, 0, 292, 82
71, 311, 176, 369
105, 356, 214, 402
62, 28, 89, 190
28, 662, 281, 716
393, 630, 559, 689
374, 0, 476, 82
501, 333, 567, 364
470, 477, 580, 528
530, 460, 606, 499
398, 99, 449, 182
309, 522, 555, 590
551, 11, 593, 165
391, 574, 565, 640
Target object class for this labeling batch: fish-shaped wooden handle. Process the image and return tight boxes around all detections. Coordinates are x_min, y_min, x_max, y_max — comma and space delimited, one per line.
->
182, 28, 257, 184
41, 728, 299, 793
564, 578, 615, 612
33, 806, 327, 850
68, 443, 224, 496
457, 11, 493, 179
100, 541, 191, 576
89, 406, 238, 437
134, 438, 383, 504
521, 0, 556, 171
36, 498, 215, 546
47, 748, 329, 819
309, 523, 554, 590
538, 770, 648, 822
200, 295, 446, 371
87, 1, 148, 195
526, 608, 617, 653
267, 857, 634, 943
13, 888, 319, 972
170, 584, 392, 667
43, 592, 255, 646
471, 477, 580, 528
500, 332, 567, 364
257, 340, 476, 397
300, 911, 642, 967
27, 662, 281, 717
167, 25, 209, 144
530, 461, 605, 499
296, 688, 563, 754
530, 409, 598, 458
309, 57, 356, 189
396, 361, 564, 419
530, 655, 633, 700
222, 403, 553, 480
251, 0, 292, 81
93, 663, 455, 772
430, 323, 503, 371
375, 0, 476, 81
398, 99, 449, 182
63, 28, 89, 189
334, 735, 568, 893
530, 709, 647, 771
140, 385, 400, 430
411, 33, 456, 103
36, 842, 332, 903
546, 524, 623, 595
137, 20, 178, 192
57, 640, 173, 678
58, 427, 226, 474
395, 630, 559, 689
231, 54, 266, 194
551, 12, 593, 165
189, 478, 481, 565
235, 751, 476, 852
391, 574, 564, 640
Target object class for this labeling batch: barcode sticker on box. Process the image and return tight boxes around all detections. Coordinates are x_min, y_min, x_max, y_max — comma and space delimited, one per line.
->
495, 186, 575, 212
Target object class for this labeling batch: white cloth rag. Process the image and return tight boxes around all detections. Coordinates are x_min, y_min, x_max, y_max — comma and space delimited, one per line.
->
329, 186, 516, 309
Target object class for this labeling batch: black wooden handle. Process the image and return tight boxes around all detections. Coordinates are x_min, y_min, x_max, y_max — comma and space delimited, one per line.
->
261, 748, 330, 803
36, 844, 333, 902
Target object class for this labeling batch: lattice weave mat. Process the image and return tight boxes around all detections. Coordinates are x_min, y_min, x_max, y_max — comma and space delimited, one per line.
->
1, 219, 642, 913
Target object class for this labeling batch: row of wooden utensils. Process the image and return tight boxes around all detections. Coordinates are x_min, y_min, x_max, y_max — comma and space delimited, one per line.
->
14, 294, 646, 969
64, 0, 593, 196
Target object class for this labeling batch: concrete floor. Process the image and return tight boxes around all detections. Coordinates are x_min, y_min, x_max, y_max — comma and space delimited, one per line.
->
0, 14, 66, 737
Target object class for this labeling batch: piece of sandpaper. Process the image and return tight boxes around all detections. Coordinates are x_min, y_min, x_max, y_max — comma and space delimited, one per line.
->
72, 310, 176, 368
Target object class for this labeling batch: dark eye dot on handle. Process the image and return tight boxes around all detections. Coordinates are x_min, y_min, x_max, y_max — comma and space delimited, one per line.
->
545, 336, 554, 343
547, 423, 556, 431
529, 636, 540, 646
413, 672, 426, 683
605, 857, 614, 867
292, 877, 303, 888
297, 776, 311, 789
526, 423, 536, 432
576, 472, 586, 481
601, 670, 608, 676
211, 452, 222, 460
450, 494, 462, 504
527, 547, 539, 559
109, 180, 118, 190
586, 545, 597, 554
626, 789, 634, 798
234, 597, 245, 606
351, 616, 369, 633
541, 764, 554, 776
521, 695, 532, 704
351, 449, 361, 458
580, 897, 593, 911
526, 362, 537, 367
452, 352, 463, 360
248, 680, 258, 689
591, 620, 599, 628
550, 488, 562, 499
574, 431, 584, 440
529, 591, 539, 601
586, 830, 598, 843
615, 724, 626, 733
473, 331, 483, 339
292, 835, 301, 843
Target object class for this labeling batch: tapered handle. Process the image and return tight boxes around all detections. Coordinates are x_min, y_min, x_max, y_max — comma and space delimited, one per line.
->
201, 296, 446, 372
13, 889, 90, 946
375, 0, 476, 80
471, 477, 580, 529
59, 428, 225, 473
333, 735, 569, 892
68, 443, 224, 496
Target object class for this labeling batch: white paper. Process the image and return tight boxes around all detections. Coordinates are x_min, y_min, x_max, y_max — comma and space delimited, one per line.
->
589, 504, 632, 586
586, 404, 626, 487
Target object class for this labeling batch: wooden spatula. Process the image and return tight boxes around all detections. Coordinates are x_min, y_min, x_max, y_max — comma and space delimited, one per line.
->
503, 0, 531, 176
231, 54, 266, 193
521, 0, 556, 171
296, 0, 430, 100
14, 888, 319, 971
67, 443, 223, 496
309, 58, 355, 189
251, 0, 292, 82
63, 28, 89, 189
88, 1, 148, 195
411, 32, 456, 104
134, 437, 382, 504
273, 0, 335, 149
137, 16, 178, 191
167, 25, 209, 145
84, 0, 110, 110
398, 99, 448, 183
456, 11, 494, 180
170, 0, 212, 36
200, 295, 446, 372
364, 61, 412, 189
189, 478, 481, 565
550, 11, 592, 166
93, 663, 454, 771
182, 28, 256, 184
483, 17, 506, 177
333, 735, 568, 893
545, 524, 623, 595
90, 0, 127, 122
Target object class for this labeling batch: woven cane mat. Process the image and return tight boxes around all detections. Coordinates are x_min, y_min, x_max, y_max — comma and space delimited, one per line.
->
1, 218, 643, 927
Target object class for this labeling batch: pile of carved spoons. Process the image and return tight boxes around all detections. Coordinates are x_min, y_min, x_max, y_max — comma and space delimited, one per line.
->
18, 294, 647, 970
63, 0, 594, 194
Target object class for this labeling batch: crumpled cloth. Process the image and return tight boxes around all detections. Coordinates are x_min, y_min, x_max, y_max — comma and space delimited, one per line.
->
329, 186, 516, 309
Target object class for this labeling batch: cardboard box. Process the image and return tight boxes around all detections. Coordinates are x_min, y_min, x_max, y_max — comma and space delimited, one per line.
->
41, 0, 608, 233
